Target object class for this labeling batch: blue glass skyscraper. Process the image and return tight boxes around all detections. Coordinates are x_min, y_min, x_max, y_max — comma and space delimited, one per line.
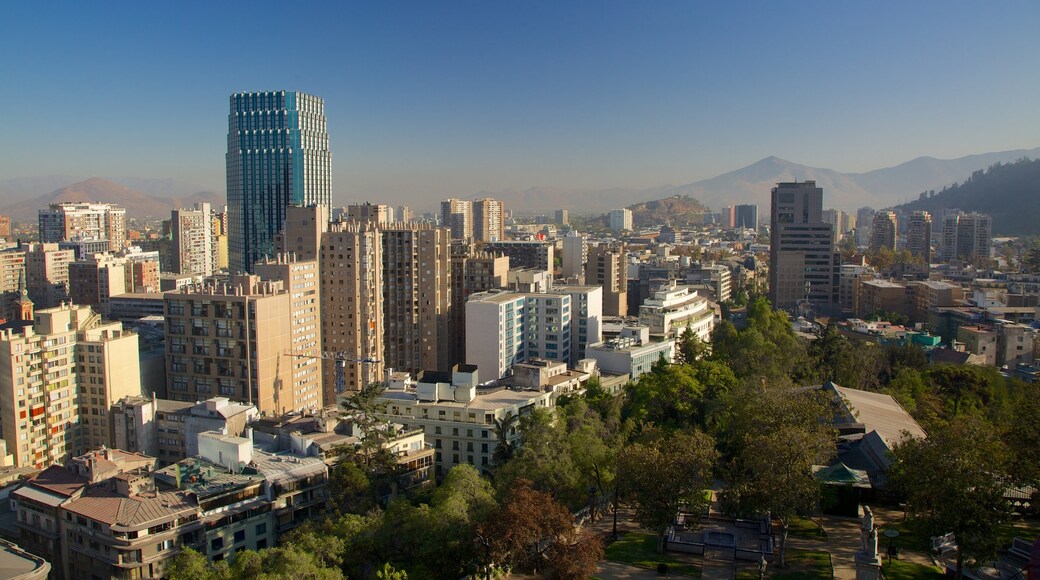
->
226, 91, 331, 273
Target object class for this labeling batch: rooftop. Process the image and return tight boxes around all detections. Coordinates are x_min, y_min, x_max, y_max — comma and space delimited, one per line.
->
382, 386, 549, 411
62, 487, 197, 529
827, 382, 927, 447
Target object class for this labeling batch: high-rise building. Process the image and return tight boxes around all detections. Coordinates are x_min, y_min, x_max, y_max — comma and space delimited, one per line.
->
483, 240, 554, 273
171, 202, 217, 276
395, 205, 413, 224
561, 230, 588, 281
164, 272, 323, 415
473, 198, 505, 242
0, 304, 141, 468
381, 224, 453, 374
319, 220, 384, 398
226, 91, 331, 273
870, 211, 898, 253
24, 242, 75, 309
768, 181, 839, 313
440, 199, 473, 240
554, 209, 569, 226
38, 202, 126, 251
586, 243, 627, 316
0, 215, 10, 239
941, 212, 992, 263
906, 211, 933, 263
608, 208, 632, 232
451, 243, 509, 368
734, 204, 759, 230
69, 253, 127, 317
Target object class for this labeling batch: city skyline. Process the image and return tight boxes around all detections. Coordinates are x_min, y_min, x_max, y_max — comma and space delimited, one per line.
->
2, 2, 1038, 207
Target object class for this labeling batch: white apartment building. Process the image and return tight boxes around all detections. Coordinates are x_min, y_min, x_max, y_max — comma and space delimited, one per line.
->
608, 208, 633, 232
637, 282, 715, 340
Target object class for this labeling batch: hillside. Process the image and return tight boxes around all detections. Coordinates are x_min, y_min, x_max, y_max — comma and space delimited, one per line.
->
0, 178, 223, 221
482, 147, 1040, 214
628, 195, 707, 227
894, 158, 1040, 235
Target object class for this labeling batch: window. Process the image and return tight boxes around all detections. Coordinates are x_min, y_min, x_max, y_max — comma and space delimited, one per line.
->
211, 537, 224, 551
234, 530, 246, 544
256, 523, 267, 536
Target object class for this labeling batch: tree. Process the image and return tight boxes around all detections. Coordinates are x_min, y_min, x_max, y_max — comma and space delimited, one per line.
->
617, 428, 718, 552
166, 548, 229, 580
477, 479, 603, 579
889, 415, 1010, 579
490, 413, 520, 466
675, 326, 707, 365
718, 386, 835, 568
338, 380, 396, 471
376, 563, 409, 580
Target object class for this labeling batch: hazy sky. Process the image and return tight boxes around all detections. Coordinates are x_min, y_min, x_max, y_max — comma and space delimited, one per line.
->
2, 1, 1037, 206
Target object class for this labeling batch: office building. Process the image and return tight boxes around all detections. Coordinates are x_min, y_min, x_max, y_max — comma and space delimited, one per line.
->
164, 273, 323, 416
870, 210, 898, 252
227, 91, 331, 273
637, 282, 715, 340
608, 208, 632, 232
170, 202, 217, 276
473, 198, 505, 242
906, 211, 932, 263
768, 181, 839, 313
586, 326, 675, 381
586, 242, 627, 316
38, 202, 126, 251
440, 199, 473, 240
734, 204, 759, 230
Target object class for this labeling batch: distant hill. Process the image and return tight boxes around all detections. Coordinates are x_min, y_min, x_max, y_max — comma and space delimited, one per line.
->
483, 147, 1040, 214
0, 177, 224, 221
893, 158, 1040, 236
628, 195, 707, 227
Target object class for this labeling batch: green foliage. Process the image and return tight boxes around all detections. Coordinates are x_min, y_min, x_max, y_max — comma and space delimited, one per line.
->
617, 427, 718, 550
710, 297, 811, 383
889, 414, 1011, 575
165, 544, 346, 580
603, 532, 702, 576
376, 562, 409, 580
718, 386, 835, 568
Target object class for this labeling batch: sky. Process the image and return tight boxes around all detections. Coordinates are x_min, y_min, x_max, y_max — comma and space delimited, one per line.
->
2, 1, 1038, 207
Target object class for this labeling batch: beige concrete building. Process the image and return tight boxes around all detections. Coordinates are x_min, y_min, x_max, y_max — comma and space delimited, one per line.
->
451, 245, 509, 368
870, 210, 898, 253
345, 202, 393, 225
38, 202, 127, 252
440, 198, 473, 240
23, 243, 74, 310
77, 321, 142, 452
0, 304, 120, 468
170, 202, 217, 276
164, 274, 322, 416
473, 198, 505, 242
69, 253, 127, 317
907, 280, 964, 323
906, 211, 932, 263
856, 279, 911, 319
586, 242, 628, 316
381, 223, 454, 374
318, 220, 384, 398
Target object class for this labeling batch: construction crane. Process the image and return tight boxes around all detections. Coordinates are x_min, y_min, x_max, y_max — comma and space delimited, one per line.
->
286, 351, 381, 395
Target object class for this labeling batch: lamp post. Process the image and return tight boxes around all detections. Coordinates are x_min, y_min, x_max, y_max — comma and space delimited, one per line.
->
883, 528, 900, 568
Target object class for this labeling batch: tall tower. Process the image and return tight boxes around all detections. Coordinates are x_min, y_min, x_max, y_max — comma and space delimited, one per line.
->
226, 91, 331, 274
473, 198, 504, 242
768, 181, 838, 313
869, 211, 898, 253
906, 211, 932, 263
440, 199, 473, 240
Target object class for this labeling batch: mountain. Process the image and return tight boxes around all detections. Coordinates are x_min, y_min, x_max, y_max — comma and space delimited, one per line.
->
0, 178, 223, 221
628, 195, 707, 227
894, 158, 1040, 236
485, 147, 1040, 215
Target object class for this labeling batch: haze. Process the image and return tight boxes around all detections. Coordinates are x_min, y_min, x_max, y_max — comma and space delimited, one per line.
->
2, 1, 1038, 207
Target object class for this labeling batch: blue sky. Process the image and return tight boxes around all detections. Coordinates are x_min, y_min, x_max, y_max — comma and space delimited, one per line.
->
2, 1, 1037, 205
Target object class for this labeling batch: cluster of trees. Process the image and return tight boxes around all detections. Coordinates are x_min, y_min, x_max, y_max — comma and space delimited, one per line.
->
166, 296, 1039, 578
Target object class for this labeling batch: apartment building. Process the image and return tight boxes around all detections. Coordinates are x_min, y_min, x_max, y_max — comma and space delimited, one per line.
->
170, 202, 217, 276
23, 243, 75, 309
164, 274, 322, 416
69, 253, 127, 317
38, 202, 127, 252
586, 242, 627, 316
637, 283, 715, 340
450, 245, 509, 368
472, 198, 504, 242
378, 366, 555, 476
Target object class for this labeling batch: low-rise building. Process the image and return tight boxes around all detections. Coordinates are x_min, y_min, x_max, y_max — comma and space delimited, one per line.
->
585, 326, 675, 380
637, 282, 715, 340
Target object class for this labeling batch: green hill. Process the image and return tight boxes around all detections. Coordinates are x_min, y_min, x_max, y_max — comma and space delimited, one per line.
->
895, 157, 1040, 236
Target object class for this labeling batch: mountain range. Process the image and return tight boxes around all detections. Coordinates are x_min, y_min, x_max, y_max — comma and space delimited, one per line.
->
0, 177, 223, 221
1, 146, 1038, 220
478, 147, 1040, 214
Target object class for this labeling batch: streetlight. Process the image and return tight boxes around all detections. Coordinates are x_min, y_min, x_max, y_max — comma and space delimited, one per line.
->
883, 528, 900, 568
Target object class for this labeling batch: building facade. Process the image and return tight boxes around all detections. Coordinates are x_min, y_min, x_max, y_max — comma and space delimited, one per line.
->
226, 91, 331, 273
38, 202, 126, 251
768, 181, 839, 313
